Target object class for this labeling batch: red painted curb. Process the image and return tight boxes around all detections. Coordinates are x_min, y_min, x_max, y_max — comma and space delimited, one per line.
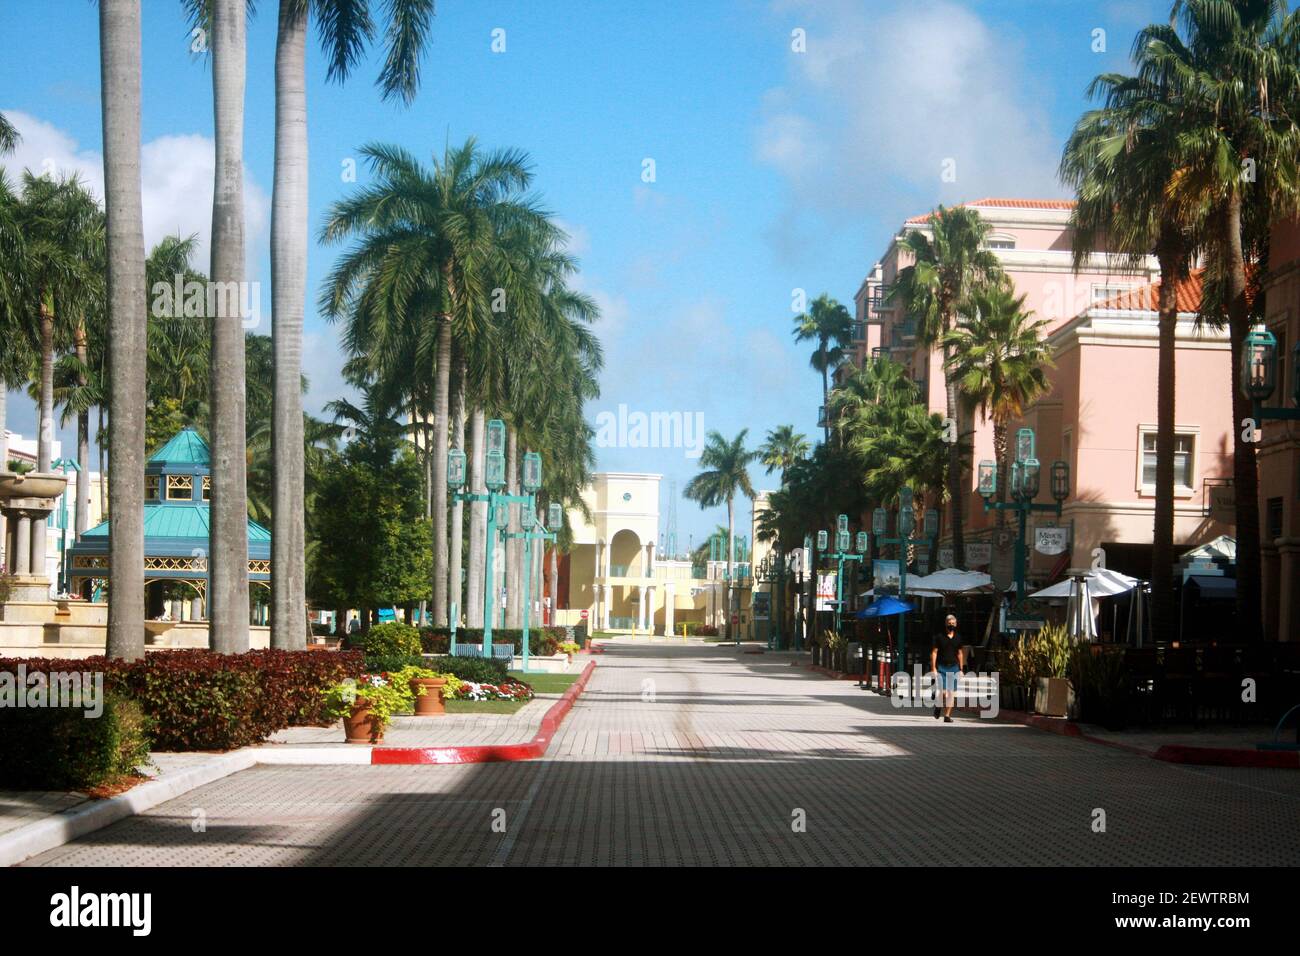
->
989, 708, 1296, 767
1153, 744, 1300, 769
371, 660, 597, 765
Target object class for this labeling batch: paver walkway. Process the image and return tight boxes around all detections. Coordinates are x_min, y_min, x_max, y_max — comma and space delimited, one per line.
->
23, 640, 1300, 866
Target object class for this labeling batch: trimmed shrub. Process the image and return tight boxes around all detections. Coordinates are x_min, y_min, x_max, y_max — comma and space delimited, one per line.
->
421, 627, 564, 657
0, 650, 365, 756
0, 691, 150, 791
421, 654, 510, 684
365, 622, 422, 658
364, 653, 428, 674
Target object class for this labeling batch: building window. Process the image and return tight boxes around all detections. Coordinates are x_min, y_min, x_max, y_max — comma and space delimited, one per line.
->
1267, 497, 1284, 540
1092, 284, 1134, 305
145, 476, 160, 501
166, 474, 193, 501
986, 237, 1015, 250
1139, 430, 1194, 492
202, 475, 211, 501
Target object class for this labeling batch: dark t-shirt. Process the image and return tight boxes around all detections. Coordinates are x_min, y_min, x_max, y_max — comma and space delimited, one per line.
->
931, 630, 962, 668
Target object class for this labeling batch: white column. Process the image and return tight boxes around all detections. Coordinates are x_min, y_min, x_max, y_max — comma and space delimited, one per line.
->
637, 586, 646, 631
14, 514, 32, 574
665, 583, 675, 636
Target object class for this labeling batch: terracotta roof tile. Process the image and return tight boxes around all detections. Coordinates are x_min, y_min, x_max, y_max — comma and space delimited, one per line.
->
903, 198, 1076, 224
1092, 271, 1204, 313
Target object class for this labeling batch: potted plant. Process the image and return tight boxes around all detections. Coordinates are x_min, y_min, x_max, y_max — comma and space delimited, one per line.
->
1029, 624, 1074, 717
557, 640, 580, 662
321, 674, 407, 743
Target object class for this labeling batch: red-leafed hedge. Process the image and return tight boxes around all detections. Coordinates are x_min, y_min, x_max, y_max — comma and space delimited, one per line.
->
0, 649, 365, 753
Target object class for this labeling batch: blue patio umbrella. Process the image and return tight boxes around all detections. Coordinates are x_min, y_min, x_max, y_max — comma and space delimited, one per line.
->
855, 595, 915, 618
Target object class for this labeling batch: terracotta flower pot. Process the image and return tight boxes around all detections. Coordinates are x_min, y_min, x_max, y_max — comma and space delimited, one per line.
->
409, 677, 447, 716
343, 697, 384, 743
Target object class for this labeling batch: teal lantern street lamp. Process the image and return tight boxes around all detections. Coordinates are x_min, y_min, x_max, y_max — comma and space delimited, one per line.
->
448, 449, 467, 490
1240, 326, 1300, 423
817, 529, 828, 551
1242, 327, 1277, 402
855, 531, 869, 554
520, 504, 535, 530
1051, 460, 1070, 502
872, 486, 940, 679
979, 426, 1069, 613
522, 452, 542, 493
547, 502, 564, 531
821, 513, 867, 638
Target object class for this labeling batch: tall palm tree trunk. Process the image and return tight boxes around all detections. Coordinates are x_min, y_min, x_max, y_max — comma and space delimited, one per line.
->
97, 405, 107, 517
466, 408, 486, 627
74, 323, 90, 537
943, 341, 966, 569
992, 419, 1008, 528
724, 497, 734, 641
505, 428, 520, 628
548, 542, 559, 626
820, 343, 830, 444
449, 362, 466, 625
1223, 196, 1262, 641
269, 0, 308, 649
208, 0, 250, 653
99, 0, 147, 660
38, 297, 54, 474
430, 273, 453, 626
1151, 243, 1182, 644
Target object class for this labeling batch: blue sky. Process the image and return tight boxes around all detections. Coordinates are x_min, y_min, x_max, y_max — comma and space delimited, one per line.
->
1, 0, 1169, 547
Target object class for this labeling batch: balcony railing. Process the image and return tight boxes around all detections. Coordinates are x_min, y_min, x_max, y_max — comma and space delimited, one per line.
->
851, 320, 867, 343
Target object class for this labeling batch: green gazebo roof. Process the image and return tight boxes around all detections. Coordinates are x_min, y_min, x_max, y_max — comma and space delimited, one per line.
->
147, 427, 210, 471
82, 504, 270, 544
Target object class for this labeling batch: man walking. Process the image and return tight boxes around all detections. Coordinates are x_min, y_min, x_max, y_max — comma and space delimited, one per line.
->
931, 613, 964, 723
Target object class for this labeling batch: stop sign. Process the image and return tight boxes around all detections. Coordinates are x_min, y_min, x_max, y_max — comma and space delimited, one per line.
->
580, 609, 589, 620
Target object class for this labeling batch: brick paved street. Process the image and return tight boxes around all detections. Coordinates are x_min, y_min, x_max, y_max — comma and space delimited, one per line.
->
25, 641, 1300, 866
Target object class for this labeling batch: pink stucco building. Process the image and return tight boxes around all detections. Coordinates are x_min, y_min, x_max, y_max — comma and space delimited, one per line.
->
848, 198, 1235, 587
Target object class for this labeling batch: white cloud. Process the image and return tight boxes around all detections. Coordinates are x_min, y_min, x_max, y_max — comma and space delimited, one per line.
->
757, 0, 1064, 243
1, 111, 269, 276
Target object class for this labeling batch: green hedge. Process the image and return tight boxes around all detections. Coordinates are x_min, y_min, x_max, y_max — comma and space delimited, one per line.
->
420, 627, 564, 657
0, 650, 366, 759
364, 622, 422, 658
420, 655, 510, 684
0, 692, 150, 791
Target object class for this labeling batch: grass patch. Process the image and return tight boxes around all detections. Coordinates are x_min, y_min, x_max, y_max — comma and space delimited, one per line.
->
443, 698, 531, 715
508, 671, 581, 694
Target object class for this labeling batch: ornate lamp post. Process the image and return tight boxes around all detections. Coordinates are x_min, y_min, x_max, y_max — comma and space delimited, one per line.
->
978, 426, 1069, 609
448, 420, 538, 661
503, 478, 560, 673
871, 488, 939, 675
819, 514, 869, 637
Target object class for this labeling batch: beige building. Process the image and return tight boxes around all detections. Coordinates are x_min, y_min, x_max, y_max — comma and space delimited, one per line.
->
552, 472, 747, 634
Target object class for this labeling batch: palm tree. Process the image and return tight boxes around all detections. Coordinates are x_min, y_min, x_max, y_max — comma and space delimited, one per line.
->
320, 139, 560, 629
206, 0, 250, 653
0, 112, 18, 155
942, 284, 1053, 526
99, 0, 149, 660
889, 205, 1002, 569
758, 425, 810, 485
267, 0, 436, 650
1130, 0, 1300, 642
1060, 63, 1203, 644
684, 429, 757, 640
791, 294, 853, 444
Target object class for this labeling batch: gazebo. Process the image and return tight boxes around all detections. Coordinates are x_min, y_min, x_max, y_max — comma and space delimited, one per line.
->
66, 427, 270, 619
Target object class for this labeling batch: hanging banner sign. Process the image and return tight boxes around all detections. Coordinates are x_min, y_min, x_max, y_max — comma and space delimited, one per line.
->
873, 560, 901, 595
1208, 485, 1235, 523
1035, 526, 1069, 556
937, 547, 954, 570
966, 542, 992, 566
816, 572, 837, 610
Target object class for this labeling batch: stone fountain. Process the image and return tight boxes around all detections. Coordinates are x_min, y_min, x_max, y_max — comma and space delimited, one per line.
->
0, 470, 68, 602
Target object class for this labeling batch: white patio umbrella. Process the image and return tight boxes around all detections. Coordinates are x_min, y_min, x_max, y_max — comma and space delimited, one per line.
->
1029, 568, 1138, 600
905, 568, 993, 598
